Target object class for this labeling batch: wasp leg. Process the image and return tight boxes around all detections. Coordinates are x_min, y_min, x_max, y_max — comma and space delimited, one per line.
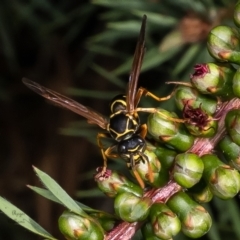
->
138, 124, 148, 138
97, 133, 115, 175
129, 155, 145, 189
134, 87, 175, 107
135, 107, 185, 123
139, 151, 154, 183
166, 81, 192, 87
104, 145, 119, 159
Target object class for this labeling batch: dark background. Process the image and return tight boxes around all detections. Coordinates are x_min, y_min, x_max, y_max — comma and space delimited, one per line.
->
0, 0, 239, 239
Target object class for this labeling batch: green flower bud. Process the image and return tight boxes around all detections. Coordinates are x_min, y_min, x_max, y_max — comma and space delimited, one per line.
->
225, 109, 240, 146
173, 153, 204, 188
207, 26, 240, 64
134, 143, 162, 187
142, 222, 172, 240
153, 145, 178, 186
234, 1, 240, 28
232, 67, 240, 98
153, 145, 177, 169
202, 154, 240, 199
189, 180, 213, 203
147, 108, 194, 151
58, 211, 104, 240
190, 63, 235, 99
182, 103, 218, 137
114, 192, 151, 222
90, 212, 117, 232
167, 192, 212, 238
219, 135, 240, 170
149, 203, 181, 239
95, 169, 143, 198
174, 85, 218, 115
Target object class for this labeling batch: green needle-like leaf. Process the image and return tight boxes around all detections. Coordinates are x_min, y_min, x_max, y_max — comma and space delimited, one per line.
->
133, 10, 177, 27
0, 196, 57, 240
172, 43, 202, 76
27, 185, 61, 204
28, 185, 115, 217
91, 63, 125, 88
33, 166, 87, 217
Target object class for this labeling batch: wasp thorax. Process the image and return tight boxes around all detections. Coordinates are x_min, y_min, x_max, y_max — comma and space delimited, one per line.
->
108, 113, 140, 141
118, 135, 146, 160
109, 94, 127, 114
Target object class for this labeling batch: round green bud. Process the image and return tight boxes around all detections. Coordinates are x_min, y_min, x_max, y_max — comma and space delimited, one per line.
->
152, 145, 177, 186
232, 67, 240, 98
207, 26, 240, 64
90, 212, 116, 232
189, 180, 213, 203
153, 145, 177, 169
225, 109, 240, 146
95, 169, 143, 198
134, 145, 161, 187
234, 2, 240, 27
142, 222, 172, 240
147, 108, 194, 151
202, 154, 240, 199
174, 85, 218, 115
190, 63, 235, 99
184, 116, 218, 138
149, 203, 181, 239
58, 211, 104, 240
173, 153, 204, 188
114, 192, 151, 222
219, 135, 240, 170
167, 192, 212, 238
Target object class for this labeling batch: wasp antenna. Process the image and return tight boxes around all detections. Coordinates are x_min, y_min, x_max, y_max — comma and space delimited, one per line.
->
166, 81, 192, 87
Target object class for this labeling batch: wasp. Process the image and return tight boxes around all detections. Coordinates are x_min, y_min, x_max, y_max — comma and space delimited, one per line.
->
22, 15, 171, 188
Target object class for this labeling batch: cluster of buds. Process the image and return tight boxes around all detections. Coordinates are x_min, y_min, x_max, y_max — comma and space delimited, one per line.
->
58, 2, 240, 240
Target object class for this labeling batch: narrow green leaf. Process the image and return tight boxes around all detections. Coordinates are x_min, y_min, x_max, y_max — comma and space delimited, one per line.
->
27, 185, 61, 204
107, 20, 144, 31
28, 186, 115, 218
133, 10, 177, 27
227, 199, 240, 238
159, 29, 184, 52
59, 128, 97, 143
142, 46, 183, 72
92, 0, 147, 10
33, 166, 87, 217
0, 196, 57, 240
205, 203, 221, 240
90, 63, 125, 88
86, 44, 128, 59
76, 189, 105, 198
88, 30, 131, 44
100, 10, 126, 20
112, 46, 182, 76
172, 43, 202, 76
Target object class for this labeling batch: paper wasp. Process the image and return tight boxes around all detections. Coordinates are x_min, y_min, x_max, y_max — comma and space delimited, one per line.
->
22, 15, 171, 188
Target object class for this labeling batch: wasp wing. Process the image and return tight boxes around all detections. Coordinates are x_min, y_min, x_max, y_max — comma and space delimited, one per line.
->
126, 15, 146, 113
22, 78, 109, 130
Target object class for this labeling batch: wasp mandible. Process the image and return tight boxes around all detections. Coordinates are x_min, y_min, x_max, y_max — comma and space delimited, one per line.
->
22, 15, 171, 188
